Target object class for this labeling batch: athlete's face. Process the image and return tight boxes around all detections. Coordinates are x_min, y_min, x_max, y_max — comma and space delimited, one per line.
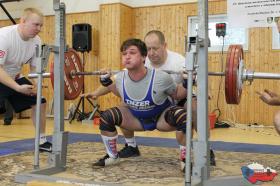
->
21, 13, 43, 39
144, 33, 167, 65
121, 45, 145, 69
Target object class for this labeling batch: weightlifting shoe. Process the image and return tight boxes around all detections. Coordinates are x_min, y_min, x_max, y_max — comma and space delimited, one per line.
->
92, 154, 120, 167
181, 158, 186, 172
180, 149, 216, 172
39, 141, 52, 152
3, 120, 11, 125
180, 159, 193, 173
118, 144, 140, 158
210, 149, 216, 166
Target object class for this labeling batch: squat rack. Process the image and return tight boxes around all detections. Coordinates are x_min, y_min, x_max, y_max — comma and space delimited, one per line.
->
185, 0, 248, 185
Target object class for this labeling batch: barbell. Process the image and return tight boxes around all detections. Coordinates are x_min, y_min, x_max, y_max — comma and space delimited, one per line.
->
28, 45, 280, 103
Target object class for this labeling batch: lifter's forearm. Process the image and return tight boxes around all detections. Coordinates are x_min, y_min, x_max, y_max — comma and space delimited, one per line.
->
93, 85, 111, 97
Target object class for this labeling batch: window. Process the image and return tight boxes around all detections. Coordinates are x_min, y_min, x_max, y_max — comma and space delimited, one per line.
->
272, 26, 280, 50
188, 14, 248, 52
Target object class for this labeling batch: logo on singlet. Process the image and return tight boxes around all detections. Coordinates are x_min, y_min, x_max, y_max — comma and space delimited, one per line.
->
125, 99, 155, 110
0, 50, 5, 58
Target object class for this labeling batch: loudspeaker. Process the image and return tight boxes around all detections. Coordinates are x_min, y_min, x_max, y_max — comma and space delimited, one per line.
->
72, 23, 92, 52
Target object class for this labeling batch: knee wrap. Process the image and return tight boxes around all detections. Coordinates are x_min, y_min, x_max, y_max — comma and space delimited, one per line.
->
164, 106, 187, 133
99, 107, 123, 132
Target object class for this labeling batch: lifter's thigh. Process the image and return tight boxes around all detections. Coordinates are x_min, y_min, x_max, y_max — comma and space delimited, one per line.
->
117, 106, 144, 131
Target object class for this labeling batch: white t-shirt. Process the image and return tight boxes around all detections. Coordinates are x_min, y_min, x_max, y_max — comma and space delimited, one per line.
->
145, 50, 185, 84
0, 25, 41, 79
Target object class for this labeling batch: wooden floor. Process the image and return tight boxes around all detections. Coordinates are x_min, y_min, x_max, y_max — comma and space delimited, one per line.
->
0, 118, 279, 145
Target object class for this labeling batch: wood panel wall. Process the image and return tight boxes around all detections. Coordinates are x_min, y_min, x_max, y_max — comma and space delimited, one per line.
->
98, 4, 134, 108
1, 0, 280, 125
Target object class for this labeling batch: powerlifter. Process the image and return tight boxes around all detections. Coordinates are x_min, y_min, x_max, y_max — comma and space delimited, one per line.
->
92, 38, 187, 171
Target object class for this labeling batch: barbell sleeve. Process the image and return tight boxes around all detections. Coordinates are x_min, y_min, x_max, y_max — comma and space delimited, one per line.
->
163, 70, 225, 76
28, 72, 51, 79
162, 70, 225, 76
208, 72, 225, 76
250, 72, 280, 80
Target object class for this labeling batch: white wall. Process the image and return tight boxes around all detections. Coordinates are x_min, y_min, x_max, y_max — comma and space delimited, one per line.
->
0, 0, 196, 20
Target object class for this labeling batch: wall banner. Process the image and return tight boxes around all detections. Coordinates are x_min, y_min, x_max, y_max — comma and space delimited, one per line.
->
227, 0, 280, 28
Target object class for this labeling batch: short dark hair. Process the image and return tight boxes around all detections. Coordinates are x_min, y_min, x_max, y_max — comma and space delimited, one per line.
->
144, 30, 165, 44
120, 38, 147, 57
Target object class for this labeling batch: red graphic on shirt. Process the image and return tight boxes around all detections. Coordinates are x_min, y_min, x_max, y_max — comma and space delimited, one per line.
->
0, 50, 5, 58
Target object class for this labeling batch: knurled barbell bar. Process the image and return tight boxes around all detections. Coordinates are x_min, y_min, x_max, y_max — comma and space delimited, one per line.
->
28, 45, 280, 103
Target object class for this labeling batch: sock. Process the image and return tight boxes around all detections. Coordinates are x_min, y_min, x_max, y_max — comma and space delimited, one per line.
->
40, 134, 47, 144
125, 137, 137, 147
180, 145, 186, 161
101, 135, 118, 158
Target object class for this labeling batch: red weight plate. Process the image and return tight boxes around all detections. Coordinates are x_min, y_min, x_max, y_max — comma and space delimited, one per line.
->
225, 45, 243, 104
228, 45, 238, 103
225, 45, 236, 104
64, 49, 84, 100
225, 45, 232, 103
226, 45, 236, 103
237, 45, 244, 102
232, 45, 243, 104
225, 46, 231, 103
227, 45, 235, 103
50, 49, 83, 100
231, 46, 239, 104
